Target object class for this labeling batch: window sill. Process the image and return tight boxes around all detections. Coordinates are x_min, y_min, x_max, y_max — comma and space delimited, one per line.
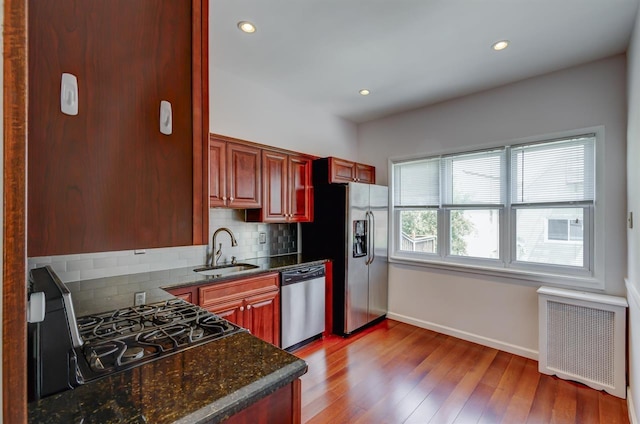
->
388, 255, 604, 291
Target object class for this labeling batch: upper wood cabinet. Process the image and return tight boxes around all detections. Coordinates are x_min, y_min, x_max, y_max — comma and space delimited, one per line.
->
246, 150, 313, 223
28, 0, 209, 255
209, 135, 262, 209
314, 157, 376, 185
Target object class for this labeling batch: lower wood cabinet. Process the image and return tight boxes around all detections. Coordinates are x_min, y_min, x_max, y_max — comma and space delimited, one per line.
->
199, 272, 281, 347
226, 379, 301, 424
165, 285, 198, 304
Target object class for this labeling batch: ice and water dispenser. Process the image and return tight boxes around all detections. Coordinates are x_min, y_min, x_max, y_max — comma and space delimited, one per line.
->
353, 220, 367, 258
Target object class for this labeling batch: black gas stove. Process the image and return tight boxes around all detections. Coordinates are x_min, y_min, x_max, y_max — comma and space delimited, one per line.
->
76, 298, 245, 380
28, 266, 245, 401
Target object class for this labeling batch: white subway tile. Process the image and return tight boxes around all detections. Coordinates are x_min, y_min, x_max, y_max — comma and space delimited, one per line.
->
68, 259, 95, 272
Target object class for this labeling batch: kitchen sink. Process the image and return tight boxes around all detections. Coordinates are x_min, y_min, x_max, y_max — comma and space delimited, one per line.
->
193, 263, 260, 278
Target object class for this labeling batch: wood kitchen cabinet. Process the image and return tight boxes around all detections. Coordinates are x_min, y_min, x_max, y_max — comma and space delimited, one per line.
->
227, 379, 301, 424
313, 157, 376, 185
165, 285, 198, 305
28, 0, 209, 256
209, 135, 262, 208
246, 150, 313, 223
199, 272, 281, 346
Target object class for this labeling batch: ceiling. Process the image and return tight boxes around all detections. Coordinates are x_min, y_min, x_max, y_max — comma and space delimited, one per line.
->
210, 0, 639, 124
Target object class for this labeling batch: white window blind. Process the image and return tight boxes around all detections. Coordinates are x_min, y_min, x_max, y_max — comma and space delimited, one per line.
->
393, 158, 439, 207
511, 136, 595, 204
442, 148, 505, 205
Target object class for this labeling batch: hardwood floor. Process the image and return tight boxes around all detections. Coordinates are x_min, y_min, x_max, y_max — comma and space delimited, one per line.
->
294, 319, 629, 424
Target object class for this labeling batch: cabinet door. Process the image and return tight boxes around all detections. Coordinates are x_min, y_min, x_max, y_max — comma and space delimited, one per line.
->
205, 298, 245, 327
288, 155, 313, 222
244, 290, 281, 347
261, 150, 288, 222
329, 157, 356, 183
209, 138, 227, 207
227, 142, 261, 208
356, 163, 375, 184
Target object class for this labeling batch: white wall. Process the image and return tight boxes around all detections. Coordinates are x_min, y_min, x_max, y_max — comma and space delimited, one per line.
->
359, 56, 628, 359
210, 67, 358, 159
627, 3, 640, 420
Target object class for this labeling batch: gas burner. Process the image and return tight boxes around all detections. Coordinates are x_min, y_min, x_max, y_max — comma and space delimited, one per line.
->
88, 318, 144, 340
199, 315, 236, 335
113, 304, 156, 319
152, 309, 182, 325
87, 341, 126, 372
190, 327, 204, 340
121, 346, 145, 363
77, 316, 102, 329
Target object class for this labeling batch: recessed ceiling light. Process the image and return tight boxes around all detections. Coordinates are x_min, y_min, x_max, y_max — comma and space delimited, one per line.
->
359, 89, 370, 96
492, 40, 509, 51
237, 21, 256, 34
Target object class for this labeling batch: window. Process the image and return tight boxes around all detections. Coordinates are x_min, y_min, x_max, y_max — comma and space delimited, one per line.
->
391, 134, 595, 279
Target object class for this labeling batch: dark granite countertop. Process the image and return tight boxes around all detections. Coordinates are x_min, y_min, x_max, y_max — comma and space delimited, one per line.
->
65, 253, 328, 317
27, 331, 307, 424
28, 254, 325, 424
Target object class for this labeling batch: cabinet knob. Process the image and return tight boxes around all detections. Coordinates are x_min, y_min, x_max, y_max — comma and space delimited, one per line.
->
247, 305, 252, 310
240, 306, 244, 312
230, 197, 234, 201
222, 196, 227, 201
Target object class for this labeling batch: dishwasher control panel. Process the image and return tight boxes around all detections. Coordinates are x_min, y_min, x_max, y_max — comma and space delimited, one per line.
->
281, 265, 325, 286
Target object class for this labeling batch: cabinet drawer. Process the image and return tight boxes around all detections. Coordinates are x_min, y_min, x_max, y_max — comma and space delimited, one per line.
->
199, 272, 279, 308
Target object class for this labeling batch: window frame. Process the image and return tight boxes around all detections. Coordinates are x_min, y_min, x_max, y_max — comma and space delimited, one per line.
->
389, 130, 601, 289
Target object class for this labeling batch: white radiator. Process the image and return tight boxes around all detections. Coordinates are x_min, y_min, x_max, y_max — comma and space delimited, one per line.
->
537, 286, 628, 398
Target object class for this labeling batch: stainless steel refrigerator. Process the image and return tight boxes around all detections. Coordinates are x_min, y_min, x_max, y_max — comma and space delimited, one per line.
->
302, 182, 388, 335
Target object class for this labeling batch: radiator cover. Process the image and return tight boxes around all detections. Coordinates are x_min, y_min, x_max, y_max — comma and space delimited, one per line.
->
537, 286, 628, 398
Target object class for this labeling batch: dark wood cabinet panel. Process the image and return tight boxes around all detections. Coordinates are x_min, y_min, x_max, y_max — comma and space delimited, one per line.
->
327, 157, 375, 184
244, 290, 280, 347
28, 0, 207, 256
205, 298, 245, 327
246, 150, 313, 223
165, 286, 198, 305
227, 142, 262, 208
330, 157, 357, 182
227, 379, 301, 424
261, 150, 288, 221
311, 157, 376, 185
356, 163, 376, 184
198, 272, 280, 346
288, 155, 313, 222
209, 138, 227, 207
209, 134, 262, 209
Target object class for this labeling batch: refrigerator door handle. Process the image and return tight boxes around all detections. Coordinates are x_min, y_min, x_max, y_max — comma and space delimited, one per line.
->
366, 211, 375, 265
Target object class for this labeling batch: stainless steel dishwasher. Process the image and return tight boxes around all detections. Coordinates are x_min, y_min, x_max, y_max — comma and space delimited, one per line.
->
281, 265, 326, 351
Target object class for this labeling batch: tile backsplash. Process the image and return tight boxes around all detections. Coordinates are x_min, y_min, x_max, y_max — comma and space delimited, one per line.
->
28, 208, 299, 283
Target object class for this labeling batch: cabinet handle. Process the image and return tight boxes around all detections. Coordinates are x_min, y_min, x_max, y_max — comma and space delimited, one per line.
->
222, 196, 227, 201
240, 306, 244, 311
247, 305, 252, 310
230, 197, 234, 201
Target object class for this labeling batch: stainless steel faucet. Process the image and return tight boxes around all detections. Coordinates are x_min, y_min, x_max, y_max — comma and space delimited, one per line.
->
211, 227, 238, 266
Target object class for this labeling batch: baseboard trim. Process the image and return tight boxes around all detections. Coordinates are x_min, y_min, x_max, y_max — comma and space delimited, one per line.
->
629, 386, 638, 424
387, 312, 538, 360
